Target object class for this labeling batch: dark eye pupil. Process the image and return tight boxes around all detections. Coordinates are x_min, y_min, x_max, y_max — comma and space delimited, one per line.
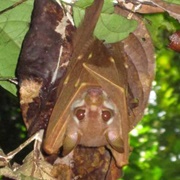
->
75, 109, 85, 121
102, 110, 112, 122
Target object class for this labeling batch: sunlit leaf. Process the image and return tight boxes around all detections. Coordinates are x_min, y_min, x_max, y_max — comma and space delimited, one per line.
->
164, 0, 180, 5
94, 13, 137, 43
0, 166, 20, 180
0, 0, 34, 95
74, 0, 93, 8
73, 0, 137, 43
16, 152, 54, 180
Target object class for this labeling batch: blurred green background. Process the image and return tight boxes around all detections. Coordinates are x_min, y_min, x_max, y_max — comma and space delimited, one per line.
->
122, 13, 180, 180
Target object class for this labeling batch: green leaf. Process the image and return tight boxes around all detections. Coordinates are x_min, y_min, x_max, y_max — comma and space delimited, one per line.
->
0, 0, 34, 96
163, 0, 180, 5
145, 13, 178, 49
73, 1, 137, 43
94, 13, 137, 43
74, 0, 94, 8
73, 6, 85, 27
101, 0, 114, 14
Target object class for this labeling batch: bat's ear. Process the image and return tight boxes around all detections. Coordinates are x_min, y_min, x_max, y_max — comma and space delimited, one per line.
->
105, 131, 124, 153
62, 132, 81, 156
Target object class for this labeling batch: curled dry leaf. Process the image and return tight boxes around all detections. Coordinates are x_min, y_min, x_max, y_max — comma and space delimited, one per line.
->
13, 152, 55, 180
17, 0, 75, 135
150, 0, 180, 22
117, 0, 180, 22
72, 146, 122, 179
114, 6, 155, 128
0, 166, 20, 180
117, 0, 164, 14
49, 146, 122, 179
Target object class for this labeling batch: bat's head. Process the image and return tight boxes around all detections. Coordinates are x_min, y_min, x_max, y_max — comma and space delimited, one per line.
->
62, 87, 124, 156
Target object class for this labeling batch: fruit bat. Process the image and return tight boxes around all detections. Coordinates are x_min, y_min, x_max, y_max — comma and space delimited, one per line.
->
17, 0, 154, 168
43, 0, 130, 167
43, 38, 130, 167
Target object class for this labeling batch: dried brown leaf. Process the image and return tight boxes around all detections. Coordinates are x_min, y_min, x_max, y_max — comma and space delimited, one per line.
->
114, 7, 155, 128
15, 152, 55, 180
150, 0, 180, 22
51, 146, 122, 180
17, 0, 75, 135
0, 166, 20, 180
117, 0, 180, 21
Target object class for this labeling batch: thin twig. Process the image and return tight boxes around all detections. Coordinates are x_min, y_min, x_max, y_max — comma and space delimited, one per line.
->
0, 0, 28, 15
0, 130, 44, 164
0, 77, 18, 85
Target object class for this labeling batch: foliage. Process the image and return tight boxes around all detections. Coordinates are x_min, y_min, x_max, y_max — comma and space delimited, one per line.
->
0, 0, 180, 180
0, 0, 138, 96
0, 0, 33, 96
0, 88, 30, 163
121, 13, 180, 180
165, 0, 180, 5
73, 0, 137, 43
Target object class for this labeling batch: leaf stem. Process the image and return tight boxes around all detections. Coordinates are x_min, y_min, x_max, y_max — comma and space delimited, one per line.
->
0, 77, 18, 85
0, 130, 44, 165
0, 0, 28, 15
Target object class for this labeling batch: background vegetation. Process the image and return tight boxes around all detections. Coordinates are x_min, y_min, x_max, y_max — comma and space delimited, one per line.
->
0, 1, 180, 179
122, 13, 180, 180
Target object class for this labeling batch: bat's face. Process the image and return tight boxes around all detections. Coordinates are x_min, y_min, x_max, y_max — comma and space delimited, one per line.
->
62, 87, 124, 156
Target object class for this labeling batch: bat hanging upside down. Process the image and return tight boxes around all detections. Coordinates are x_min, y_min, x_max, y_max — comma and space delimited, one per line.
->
43, 38, 130, 167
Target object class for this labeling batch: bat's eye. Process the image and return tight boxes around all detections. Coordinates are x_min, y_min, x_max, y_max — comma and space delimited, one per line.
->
75, 108, 86, 121
102, 110, 113, 122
